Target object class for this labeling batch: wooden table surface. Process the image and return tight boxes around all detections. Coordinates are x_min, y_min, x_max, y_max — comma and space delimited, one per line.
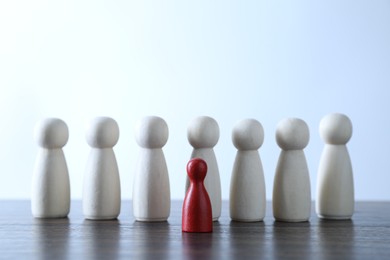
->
0, 201, 389, 259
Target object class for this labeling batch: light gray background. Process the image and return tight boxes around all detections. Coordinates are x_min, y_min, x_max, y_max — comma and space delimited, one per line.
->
1, 1, 389, 200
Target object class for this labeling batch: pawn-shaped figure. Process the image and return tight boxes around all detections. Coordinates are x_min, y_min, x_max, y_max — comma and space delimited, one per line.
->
133, 116, 171, 221
230, 119, 266, 222
316, 113, 354, 219
32, 118, 70, 218
273, 118, 311, 222
182, 158, 213, 232
186, 116, 222, 221
83, 117, 121, 220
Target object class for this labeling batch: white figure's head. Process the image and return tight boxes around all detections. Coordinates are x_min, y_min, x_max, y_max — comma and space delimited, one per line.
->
320, 113, 352, 145
86, 117, 119, 148
34, 118, 69, 149
135, 116, 168, 149
232, 118, 264, 151
187, 116, 219, 149
276, 118, 309, 150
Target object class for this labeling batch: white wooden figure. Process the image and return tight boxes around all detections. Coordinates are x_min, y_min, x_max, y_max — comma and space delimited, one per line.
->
186, 116, 222, 221
133, 116, 171, 222
31, 118, 70, 218
230, 119, 266, 222
316, 113, 354, 219
273, 118, 311, 222
83, 117, 121, 220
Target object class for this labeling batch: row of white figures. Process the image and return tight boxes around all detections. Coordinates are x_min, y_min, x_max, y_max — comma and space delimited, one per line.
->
31, 115, 220, 221
31, 113, 354, 223
231, 114, 354, 222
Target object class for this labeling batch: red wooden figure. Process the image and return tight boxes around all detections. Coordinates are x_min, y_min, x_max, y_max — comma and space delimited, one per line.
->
182, 158, 213, 233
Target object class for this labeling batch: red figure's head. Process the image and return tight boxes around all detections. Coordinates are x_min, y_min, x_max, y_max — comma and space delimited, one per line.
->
187, 158, 207, 182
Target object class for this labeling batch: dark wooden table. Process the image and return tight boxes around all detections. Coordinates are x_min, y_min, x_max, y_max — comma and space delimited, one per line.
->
1, 201, 389, 259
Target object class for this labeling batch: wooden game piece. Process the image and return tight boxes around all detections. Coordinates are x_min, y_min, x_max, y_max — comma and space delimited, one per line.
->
31, 118, 70, 218
133, 116, 171, 222
186, 116, 222, 221
273, 118, 311, 222
83, 117, 121, 220
230, 119, 266, 222
316, 113, 354, 219
182, 158, 213, 233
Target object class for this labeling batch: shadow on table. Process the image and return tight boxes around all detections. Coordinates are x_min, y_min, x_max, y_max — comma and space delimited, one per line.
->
132, 221, 171, 260
272, 220, 312, 259
182, 231, 214, 260
82, 219, 121, 259
33, 218, 70, 260
316, 219, 355, 260
181, 220, 241, 259
227, 220, 267, 258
